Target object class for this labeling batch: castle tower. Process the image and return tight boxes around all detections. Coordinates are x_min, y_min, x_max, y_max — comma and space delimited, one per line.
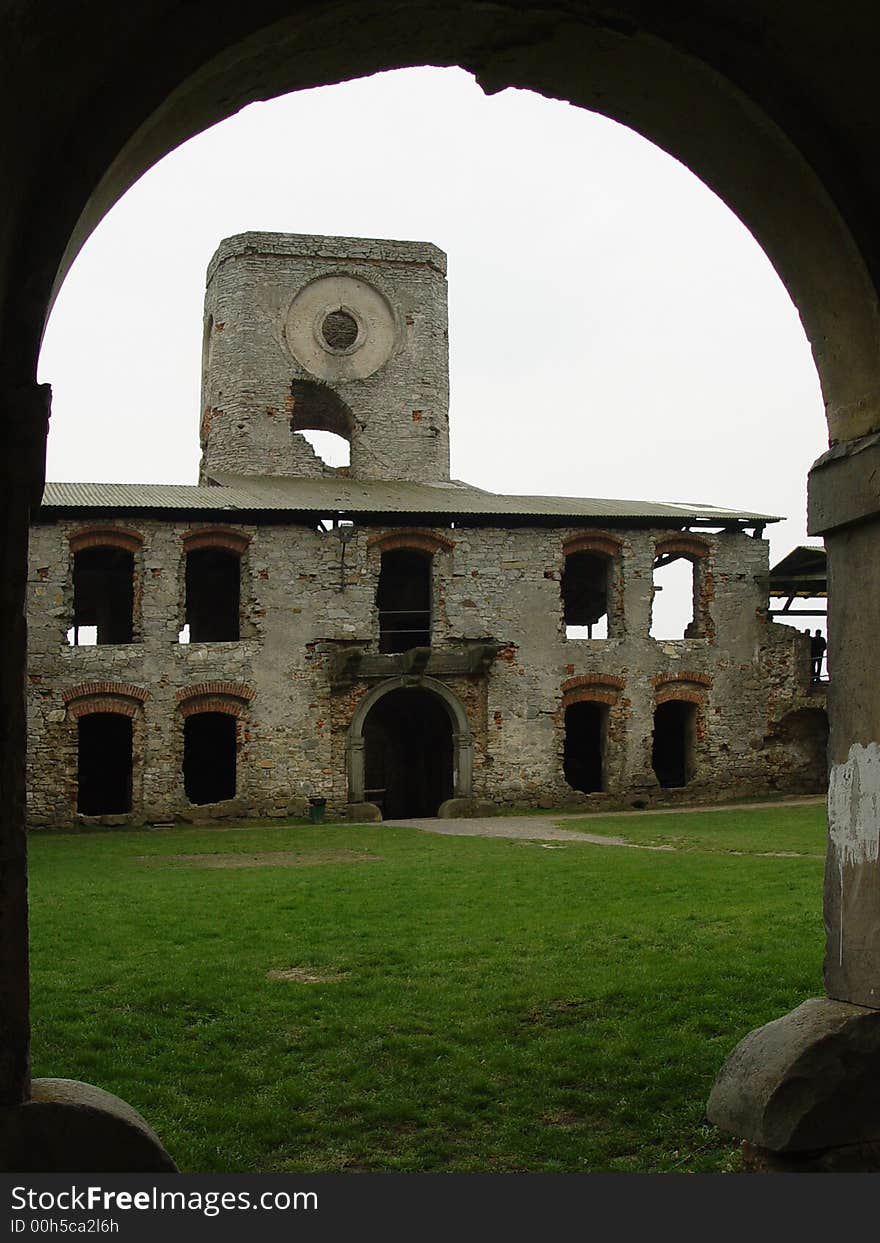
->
199, 233, 449, 484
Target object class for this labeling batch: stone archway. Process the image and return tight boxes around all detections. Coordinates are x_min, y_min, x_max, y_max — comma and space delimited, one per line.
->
348, 675, 473, 814
4, 0, 880, 1168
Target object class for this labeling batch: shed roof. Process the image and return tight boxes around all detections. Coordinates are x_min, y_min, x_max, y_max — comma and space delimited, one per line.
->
768, 544, 827, 597
38, 473, 778, 530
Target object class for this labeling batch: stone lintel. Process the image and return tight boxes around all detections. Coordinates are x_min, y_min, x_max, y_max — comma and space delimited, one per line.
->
808, 433, 880, 534
329, 642, 500, 686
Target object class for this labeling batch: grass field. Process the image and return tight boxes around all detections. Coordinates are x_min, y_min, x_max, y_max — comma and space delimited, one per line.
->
27, 802, 826, 1173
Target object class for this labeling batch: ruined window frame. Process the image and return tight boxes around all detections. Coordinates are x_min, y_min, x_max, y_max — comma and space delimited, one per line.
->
63, 684, 149, 818
179, 527, 252, 644
176, 683, 254, 807
560, 533, 622, 642
67, 526, 143, 647
650, 535, 713, 641
367, 529, 455, 654
650, 674, 711, 788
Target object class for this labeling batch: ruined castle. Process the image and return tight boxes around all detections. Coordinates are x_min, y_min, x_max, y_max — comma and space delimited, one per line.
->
25, 233, 826, 826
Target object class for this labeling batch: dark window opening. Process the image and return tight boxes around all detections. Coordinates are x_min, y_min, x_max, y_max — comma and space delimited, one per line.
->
71, 547, 134, 645
651, 554, 698, 639
185, 548, 240, 641
562, 552, 610, 639
183, 712, 237, 804
377, 549, 431, 653
563, 701, 607, 793
77, 713, 132, 814
363, 688, 453, 818
652, 699, 698, 788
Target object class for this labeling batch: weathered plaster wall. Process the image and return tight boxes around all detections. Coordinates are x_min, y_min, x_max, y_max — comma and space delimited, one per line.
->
200, 234, 449, 485
26, 516, 820, 827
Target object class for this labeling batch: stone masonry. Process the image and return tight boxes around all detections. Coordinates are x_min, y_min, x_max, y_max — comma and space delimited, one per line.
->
25, 234, 826, 827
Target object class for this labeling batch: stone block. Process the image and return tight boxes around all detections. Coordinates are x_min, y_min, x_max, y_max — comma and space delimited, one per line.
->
346, 801, 382, 822
0, 1079, 176, 1172
437, 797, 497, 818
707, 996, 880, 1152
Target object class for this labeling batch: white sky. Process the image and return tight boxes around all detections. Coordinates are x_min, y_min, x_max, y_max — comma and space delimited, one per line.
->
39, 66, 827, 635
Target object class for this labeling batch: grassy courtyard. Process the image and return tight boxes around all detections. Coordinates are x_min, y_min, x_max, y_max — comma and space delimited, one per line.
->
27, 802, 825, 1173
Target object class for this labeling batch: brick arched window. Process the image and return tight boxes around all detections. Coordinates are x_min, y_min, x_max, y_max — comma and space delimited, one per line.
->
63, 682, 148, 817
367, 531, 453, 654
68, 527, 143, 646
651, 673, 710, 788
177, 683, 253, 806
651, 535, 712, 640
181, 528, 250, 643
561, 534, 622, 640
560, 675, 625, 795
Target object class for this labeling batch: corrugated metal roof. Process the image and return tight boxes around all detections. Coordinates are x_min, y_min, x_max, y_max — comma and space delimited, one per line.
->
38, 474, 779, 525
40, 482, 246, 510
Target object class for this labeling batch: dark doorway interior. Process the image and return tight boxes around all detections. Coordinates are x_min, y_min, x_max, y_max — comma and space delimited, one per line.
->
363, 688, 453, 817
377, 550, 431, 652
186, 549, 240, 641
563, 701, 607, 793
72, 547, 134, 644
77, 713, 133, 814
652, 700, 697, 788
184, 712, 237, 804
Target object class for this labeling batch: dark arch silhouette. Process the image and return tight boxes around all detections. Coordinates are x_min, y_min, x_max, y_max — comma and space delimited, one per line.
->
4, 0, 880, 1157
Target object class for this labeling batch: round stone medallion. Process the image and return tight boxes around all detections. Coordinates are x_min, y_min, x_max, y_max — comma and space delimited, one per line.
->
285, 274, 397, 380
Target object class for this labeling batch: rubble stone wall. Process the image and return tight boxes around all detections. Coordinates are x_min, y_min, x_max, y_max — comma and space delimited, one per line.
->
26, 515, 824, 827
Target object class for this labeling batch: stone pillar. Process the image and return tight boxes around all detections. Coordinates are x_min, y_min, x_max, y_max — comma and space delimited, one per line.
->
452, 731, 473, 798
0, 384, 177, 1169
708, 436, 880, 1169
347, 735, 365, 803
0, 383, 49, 1107
809, 438, 880, 1007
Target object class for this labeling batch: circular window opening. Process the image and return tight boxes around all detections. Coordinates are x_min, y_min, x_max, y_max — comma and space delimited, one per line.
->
321, 310, 359, 351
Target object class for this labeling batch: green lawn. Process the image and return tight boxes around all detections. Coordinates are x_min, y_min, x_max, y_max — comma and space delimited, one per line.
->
26, 802, 826, 1173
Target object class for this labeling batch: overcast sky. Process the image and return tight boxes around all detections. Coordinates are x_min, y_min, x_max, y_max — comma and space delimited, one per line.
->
38, 66, 827, 634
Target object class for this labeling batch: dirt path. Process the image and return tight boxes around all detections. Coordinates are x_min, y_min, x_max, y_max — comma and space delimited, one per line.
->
382, 796, 823, 852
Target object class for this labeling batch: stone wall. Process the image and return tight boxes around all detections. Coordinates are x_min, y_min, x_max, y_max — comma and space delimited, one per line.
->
200, 233, 450, 485
26, 513, 822, 826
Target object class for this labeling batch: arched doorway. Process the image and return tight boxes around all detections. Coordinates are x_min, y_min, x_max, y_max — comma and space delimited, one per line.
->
363, 687, 453, 818
348, 675, 473, 817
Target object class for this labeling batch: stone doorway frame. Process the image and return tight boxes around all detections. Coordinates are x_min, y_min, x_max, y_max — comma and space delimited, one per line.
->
347, 675, 474, 807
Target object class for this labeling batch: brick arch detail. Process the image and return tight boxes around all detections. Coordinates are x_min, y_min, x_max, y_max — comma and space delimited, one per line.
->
178, 695, 246, 719
562, 533, 622, 558
653, 672, 711, 705
561, 673, 626, 710
69, 526, 143, 554
63, 682, 150, 720
367, 528, 454, 556
654, 535, 710, 560
564, 686, 619, 708
182, 527, 251, 555
176, 681, 255, 717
